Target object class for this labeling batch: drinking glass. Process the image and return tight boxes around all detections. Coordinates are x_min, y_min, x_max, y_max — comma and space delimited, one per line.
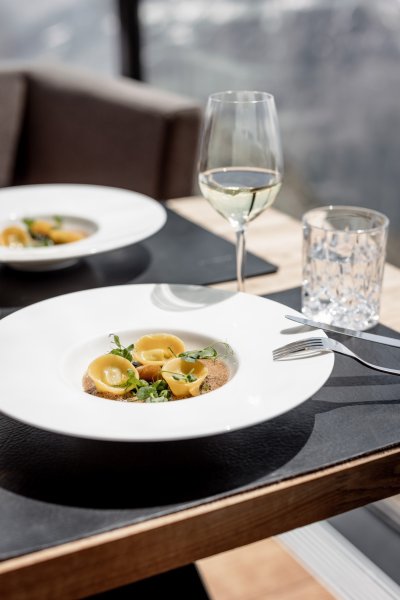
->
302, 205, 389, 330
198, 91, 283, 291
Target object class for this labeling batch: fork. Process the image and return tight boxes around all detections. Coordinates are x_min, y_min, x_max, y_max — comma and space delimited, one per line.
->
272, 336, 400, 376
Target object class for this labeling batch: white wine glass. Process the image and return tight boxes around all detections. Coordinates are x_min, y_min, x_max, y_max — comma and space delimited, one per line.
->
198, 91, 283, 292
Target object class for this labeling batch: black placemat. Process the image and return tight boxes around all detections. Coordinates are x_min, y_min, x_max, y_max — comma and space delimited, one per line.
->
0, 209, 276, 309
1, 287, 400, 560
137, 208, 276, 284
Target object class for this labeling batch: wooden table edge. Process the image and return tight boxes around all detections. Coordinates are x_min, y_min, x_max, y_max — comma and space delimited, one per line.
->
1, 444, 400, 599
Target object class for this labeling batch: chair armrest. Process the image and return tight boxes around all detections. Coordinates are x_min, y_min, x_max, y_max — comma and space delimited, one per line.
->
12, 64, 202, 200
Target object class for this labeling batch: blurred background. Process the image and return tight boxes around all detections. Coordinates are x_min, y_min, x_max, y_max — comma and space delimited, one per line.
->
1, 0, 399, 263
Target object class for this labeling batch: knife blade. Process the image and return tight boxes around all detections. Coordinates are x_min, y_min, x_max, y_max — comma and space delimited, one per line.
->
285, 314, 400, 348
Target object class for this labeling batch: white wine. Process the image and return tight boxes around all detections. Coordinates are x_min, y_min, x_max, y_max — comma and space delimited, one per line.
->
199, 167, 282, 228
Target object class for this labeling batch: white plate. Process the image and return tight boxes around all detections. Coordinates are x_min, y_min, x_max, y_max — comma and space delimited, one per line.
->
0, 284, 334, 441
0, 184, 166, 270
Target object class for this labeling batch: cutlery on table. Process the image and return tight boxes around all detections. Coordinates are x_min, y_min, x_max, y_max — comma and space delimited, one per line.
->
285, 314, 400, 349
272, 336, 400, 376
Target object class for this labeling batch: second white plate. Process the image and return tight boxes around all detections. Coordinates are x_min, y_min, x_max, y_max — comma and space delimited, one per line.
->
0, 184, 166, 270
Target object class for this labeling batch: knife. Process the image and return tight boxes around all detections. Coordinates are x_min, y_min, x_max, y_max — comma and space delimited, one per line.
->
285, 314, 400, 349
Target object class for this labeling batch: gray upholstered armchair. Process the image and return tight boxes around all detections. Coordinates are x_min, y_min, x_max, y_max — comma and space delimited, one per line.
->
0, 63, 202, 200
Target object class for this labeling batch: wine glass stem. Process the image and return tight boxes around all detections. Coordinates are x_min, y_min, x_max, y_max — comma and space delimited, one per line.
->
235, 226, 247, 292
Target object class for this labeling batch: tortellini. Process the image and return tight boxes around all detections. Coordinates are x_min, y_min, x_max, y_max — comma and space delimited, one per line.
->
133, 333, 185, 366
87, 354, 139, 396
161, 357, 208, 398
48, 229, 86, 244
0, 217, 87, 248
0, 226, 31, 248
83, 332, 229, 402
29, 220, 53, 237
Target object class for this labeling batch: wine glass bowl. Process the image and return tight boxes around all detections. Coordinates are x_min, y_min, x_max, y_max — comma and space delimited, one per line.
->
198, 91, 283, 291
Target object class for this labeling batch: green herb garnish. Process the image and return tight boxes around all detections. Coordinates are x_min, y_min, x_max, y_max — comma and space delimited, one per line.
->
114, 370, 171, 402
178, 346, 216, 363
162, 369, 198, 383
178, 342, 232, 363
115, 369, 144, 392
53, 215, 63, 228
109, 334, 134, 362
31, 234, 54, 246
22, 218, 35, 229
137, 380, 171, 402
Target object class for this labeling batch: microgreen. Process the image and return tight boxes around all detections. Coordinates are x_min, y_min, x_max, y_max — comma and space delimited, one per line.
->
178, 342, 232, 363
178, 346, 217, 363
22, 218, 35, 229
114, 369, 144, 392
137, 381, 171, 402
109, 333, 134, 362
113, 370, 171, 402
53, 215, 63, 228
162, 369, 198, 383
32, 235, 54, 246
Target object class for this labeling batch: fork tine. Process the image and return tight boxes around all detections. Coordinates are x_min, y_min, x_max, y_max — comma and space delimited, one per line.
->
272, 337, 325, 360
273, 338, 323, 353
273, 349, 319, 359
273, 349, 320, 359
275, 340, 322, 352
276, 339, 322, 352
274, 337, 321, 350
